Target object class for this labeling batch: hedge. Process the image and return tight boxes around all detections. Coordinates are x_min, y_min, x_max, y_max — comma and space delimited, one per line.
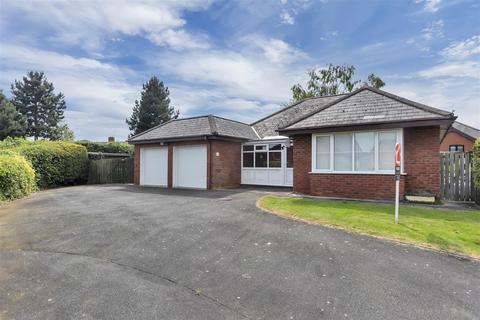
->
0, 151, 36, 201
3, 139, 89, 188
75, 140, 133, 154
473, 138, 480, 188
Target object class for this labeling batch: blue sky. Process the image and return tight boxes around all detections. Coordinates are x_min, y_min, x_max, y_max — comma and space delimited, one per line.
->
0, 0, 479, 141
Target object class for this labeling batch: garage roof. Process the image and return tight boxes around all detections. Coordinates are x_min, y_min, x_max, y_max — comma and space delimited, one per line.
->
128, 115, 259, 143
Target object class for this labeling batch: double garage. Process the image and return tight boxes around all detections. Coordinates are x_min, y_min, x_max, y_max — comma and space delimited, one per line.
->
139, 145, 208, 189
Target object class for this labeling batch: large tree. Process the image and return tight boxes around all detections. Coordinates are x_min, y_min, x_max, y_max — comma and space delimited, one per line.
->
11, 71, 66, 140
0, 91, 27, 140
290, 64, 385, 102
126, 76, 179, 136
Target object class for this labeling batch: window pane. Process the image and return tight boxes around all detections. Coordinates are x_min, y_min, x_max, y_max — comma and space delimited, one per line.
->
243, 145, 254, 152
243, 153, 253, 167
255, 145, 266, 151
354, 132, 375, 171
269, 144, 282, 150
449, 145, 456, 152
269, 152, 282, 168
255, 152, 267, 167
315, 136, 330, 170
458, 145, 464, 152
334, 134, 352, 171
286, 147, 293, 168
378, 131, 396, 170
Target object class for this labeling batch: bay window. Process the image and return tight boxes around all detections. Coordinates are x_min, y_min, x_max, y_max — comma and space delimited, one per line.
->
312, 129, 401, 173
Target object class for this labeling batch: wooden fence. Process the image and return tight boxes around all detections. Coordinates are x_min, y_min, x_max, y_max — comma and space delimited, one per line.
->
88, 157, 134, 184
440, 152, 478, 202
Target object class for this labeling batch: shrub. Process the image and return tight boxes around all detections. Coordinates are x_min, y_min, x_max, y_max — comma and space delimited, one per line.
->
75, 140, 134, 154
473, 138, 480, 188
8, 141, 88, 188
0, 151, 36, 201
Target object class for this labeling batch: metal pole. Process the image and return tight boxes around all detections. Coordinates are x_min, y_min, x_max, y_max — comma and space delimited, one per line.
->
395, 179, 399, 224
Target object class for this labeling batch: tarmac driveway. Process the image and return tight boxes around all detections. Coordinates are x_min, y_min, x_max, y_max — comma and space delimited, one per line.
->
0, 185, 479, 320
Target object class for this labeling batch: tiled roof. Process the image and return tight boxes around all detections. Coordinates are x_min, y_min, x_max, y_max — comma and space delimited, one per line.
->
129, 115, 258, 142
252, 94, 345, 138
451, 121, 480, 140
281, 86, 454, 132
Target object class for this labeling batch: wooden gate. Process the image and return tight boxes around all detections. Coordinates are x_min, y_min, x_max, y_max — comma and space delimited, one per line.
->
440, 152, 477, 202
88, 158, 134, 184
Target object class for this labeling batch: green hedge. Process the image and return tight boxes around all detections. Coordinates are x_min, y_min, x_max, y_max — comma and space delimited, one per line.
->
2, 140, 89, 188
75, 140, 133, 154
0, 151, 36, 201
473, 138, 480, 188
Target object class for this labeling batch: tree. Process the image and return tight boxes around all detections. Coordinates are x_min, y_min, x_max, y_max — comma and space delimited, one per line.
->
290, 64, 385, 102
0, 91, 27, 140
53, 123, 75, 141
126, 76, 179, 136
11, 71, 66, 140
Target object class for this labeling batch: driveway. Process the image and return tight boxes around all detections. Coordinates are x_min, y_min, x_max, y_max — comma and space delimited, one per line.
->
0, 185, 479, 320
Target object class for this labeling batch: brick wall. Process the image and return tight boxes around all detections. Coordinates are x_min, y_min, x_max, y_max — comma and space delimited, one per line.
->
132, 140, 241, 189
292, 126, 441, 200
404, 126, 440, 197
292, 134, 311, 194
210, 140, 242, 188
440, 131, 474, 152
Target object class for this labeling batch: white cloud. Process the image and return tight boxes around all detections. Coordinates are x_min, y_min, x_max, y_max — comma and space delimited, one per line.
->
147, 29, 209, 50
418, 61, 480, 79
440, 35, 480, 60
155, 49, 306, 103
2, 0, 212, 51
280, 10, 295, 25
416, 0, 442, 13
422, 20, 444, 41
242, 35, 308, 64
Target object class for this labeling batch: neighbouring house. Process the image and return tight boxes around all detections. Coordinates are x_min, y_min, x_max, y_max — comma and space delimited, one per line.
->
440, 121, 480, 152
128, 86, 456, 200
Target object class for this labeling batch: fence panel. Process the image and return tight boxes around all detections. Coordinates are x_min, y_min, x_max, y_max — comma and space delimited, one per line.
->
440, 152, 477, 202
88, 158, 134, 184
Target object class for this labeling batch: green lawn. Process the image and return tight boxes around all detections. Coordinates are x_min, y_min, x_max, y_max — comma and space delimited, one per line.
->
258, 196, 480, 258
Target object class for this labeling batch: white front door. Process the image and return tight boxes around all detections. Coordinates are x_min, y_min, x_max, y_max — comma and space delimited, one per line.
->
140, 147, 168, 186
173, 145, 207, 189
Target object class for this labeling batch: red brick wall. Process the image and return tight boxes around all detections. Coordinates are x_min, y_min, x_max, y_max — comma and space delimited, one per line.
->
292, 126, 441, 200
440, 131, 474, 152
132, 140, 241, 189
309, 174, 405, 200
404, 126, 440, 197
210, 140, 242, 188
292, 134, 311, 194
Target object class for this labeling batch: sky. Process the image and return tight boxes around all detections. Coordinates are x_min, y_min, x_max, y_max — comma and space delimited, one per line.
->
0, 0, 479, 141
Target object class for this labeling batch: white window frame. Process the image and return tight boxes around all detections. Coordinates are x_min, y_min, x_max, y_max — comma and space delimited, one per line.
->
311, 128, 403, 174
241, 142, 284, 170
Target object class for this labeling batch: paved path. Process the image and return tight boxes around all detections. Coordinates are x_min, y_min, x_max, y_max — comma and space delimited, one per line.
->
0, 185, 478, 320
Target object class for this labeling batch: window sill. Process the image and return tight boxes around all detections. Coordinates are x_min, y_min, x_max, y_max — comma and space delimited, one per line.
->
309, 171, 407, 175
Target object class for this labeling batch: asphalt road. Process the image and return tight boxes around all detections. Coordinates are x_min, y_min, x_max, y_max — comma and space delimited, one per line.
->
0, 185, 479, 320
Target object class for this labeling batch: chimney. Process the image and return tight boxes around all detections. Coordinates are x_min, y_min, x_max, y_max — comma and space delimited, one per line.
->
108, 136, 115, 143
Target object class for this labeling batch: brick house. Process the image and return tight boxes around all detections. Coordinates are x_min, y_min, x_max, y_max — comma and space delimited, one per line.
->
440, 121, 479, 152
128, 86, 456, 200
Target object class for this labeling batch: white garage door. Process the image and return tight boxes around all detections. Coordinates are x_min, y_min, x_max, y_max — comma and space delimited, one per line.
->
173, 145, 207, 189
140, 147, 168, 186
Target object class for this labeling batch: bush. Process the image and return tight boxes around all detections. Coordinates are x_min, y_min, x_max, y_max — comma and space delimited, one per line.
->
473, 138, 480, 188
0, 151, 36, 201
75, 140, 134, 154
8, 141, 88, 188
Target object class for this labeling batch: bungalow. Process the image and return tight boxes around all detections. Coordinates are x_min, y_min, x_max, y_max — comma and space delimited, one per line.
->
128, 86, 456, 200
440, 121, 480, 152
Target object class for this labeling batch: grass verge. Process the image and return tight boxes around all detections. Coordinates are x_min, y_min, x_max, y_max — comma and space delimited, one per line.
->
257, 195, 480, 259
